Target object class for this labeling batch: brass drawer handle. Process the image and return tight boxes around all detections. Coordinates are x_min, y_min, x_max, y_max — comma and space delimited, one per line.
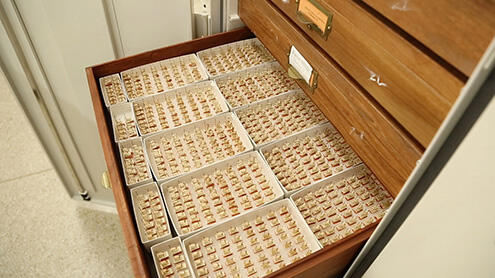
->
288, 64, 303, 79
296, 0, 333, 40
101, 170, 112, 189
288, 65, 319, 92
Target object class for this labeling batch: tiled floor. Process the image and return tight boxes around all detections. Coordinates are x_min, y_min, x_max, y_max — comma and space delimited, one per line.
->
0, 71, 133, 277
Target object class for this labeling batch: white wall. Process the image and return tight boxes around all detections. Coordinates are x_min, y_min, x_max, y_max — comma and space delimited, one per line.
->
364, 97, 495, 277
112, 0, 192, 56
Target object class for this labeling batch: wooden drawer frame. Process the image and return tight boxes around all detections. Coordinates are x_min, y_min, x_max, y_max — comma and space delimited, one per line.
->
87, 28, 382, 278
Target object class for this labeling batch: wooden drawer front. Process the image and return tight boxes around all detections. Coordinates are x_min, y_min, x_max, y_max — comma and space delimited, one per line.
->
239, 0, 422, 197
86, 29, 255, 278
363, 0, 495, 77
271, 0, 464, 147
268, 223, 376, 278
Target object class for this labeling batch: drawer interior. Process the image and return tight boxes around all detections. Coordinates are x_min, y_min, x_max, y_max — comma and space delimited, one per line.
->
87, 28, 256, 278
87, 19, 414, 278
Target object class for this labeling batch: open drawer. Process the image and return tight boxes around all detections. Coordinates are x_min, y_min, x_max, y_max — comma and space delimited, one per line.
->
86, 28, 257, 277
86, 19, 420, 278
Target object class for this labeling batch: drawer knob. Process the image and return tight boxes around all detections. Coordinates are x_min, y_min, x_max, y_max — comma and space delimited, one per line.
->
101, 170, 112, 189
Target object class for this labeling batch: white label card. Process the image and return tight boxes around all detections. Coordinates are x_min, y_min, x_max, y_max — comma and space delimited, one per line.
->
289, 46, 313, 84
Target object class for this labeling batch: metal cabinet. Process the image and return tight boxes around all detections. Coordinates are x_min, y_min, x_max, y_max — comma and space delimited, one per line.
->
0, 0, 193, 207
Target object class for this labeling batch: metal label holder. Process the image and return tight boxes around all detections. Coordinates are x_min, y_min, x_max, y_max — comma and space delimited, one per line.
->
287, 46, 319, 92
296, 0, 333, 40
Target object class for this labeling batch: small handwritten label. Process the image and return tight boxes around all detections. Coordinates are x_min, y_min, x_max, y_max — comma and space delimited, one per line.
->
365, 67, 388, 87
289, 46, 313, 84
298, 0, 329, 33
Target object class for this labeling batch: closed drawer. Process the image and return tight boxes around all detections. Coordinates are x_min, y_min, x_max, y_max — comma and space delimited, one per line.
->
363, 0, 495, 77
239, 0, 422, 197
270, 0, 464, 147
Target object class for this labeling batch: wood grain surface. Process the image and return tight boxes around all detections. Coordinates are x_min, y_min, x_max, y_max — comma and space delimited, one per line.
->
271, 0, 464, 147
363, 0, 495, 77
266, 223, 377, 278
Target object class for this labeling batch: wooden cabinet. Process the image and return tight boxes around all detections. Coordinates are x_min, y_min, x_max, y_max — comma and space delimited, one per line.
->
270, 0, 464, 147
238, 0, 421, 197
86, 0, 492, 277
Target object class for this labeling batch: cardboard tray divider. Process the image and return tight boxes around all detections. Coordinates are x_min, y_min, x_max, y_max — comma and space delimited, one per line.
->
118, 137, 154, 188
143, 112, 255, 184
160, 151, 285, 239
130, 182, 172, 250
133, 80, 230, 137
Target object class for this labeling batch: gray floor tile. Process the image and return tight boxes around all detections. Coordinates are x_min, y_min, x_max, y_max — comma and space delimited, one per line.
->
0, 169, 133, 278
